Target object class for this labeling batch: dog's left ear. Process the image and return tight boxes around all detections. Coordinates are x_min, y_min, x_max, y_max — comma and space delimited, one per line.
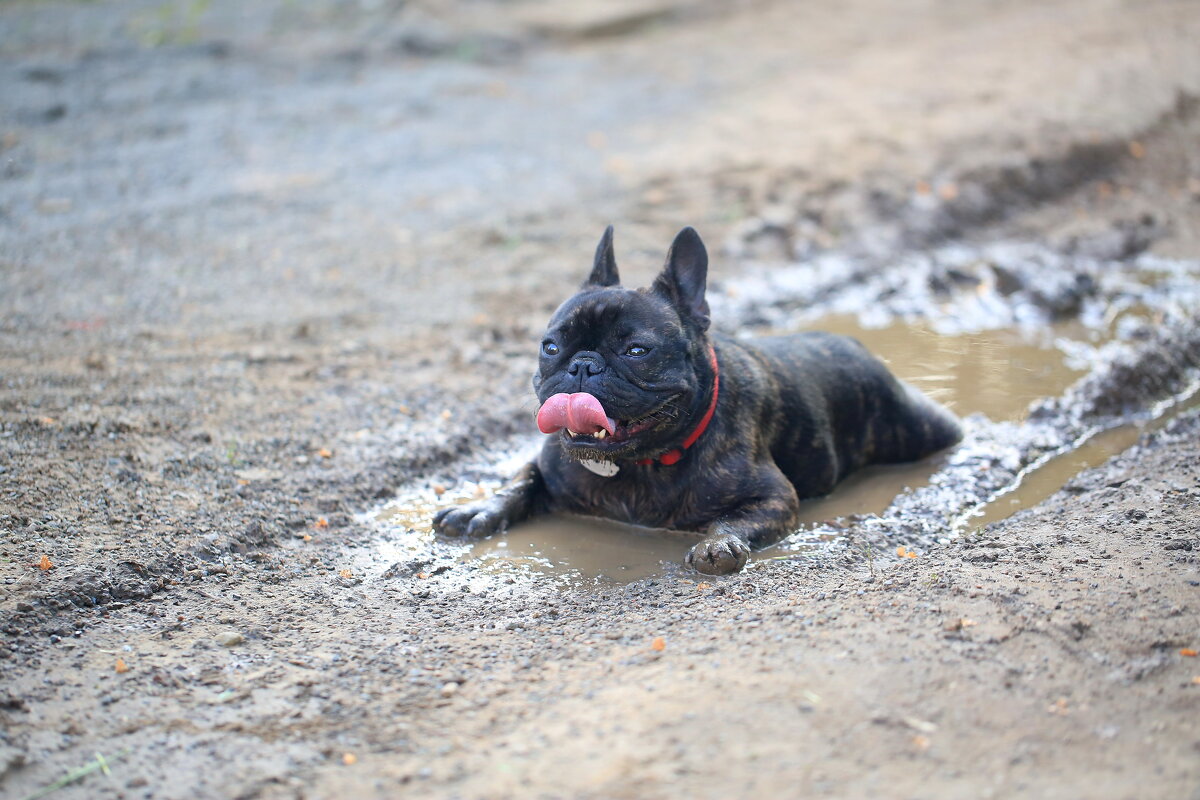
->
583, 225, 621, 288
653, 227, 710, 331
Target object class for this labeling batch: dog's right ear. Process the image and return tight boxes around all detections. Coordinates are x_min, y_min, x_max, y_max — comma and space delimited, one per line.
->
652, 226, 710, 331
583, 225, 620, 288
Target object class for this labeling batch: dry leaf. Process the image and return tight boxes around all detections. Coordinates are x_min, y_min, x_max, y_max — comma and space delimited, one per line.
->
896, 546, 906, 558
303, 534, 313, 542
342, 752, 357, 766
651, 637, 666, 651
315, 518, 329, 529
1181, 648, 1198, 657
339, 569, 353, 579
37, 555, 53, 571
318, 448, 333, 459
696, 582, 711, 591
912, 734, 931, 752
440, 409, 453, 421
115, 658, 130, 674
1191, 676, 1200, 685
432, 484, 446, 496
416, 572, 430, 580
943, 617, 977, 633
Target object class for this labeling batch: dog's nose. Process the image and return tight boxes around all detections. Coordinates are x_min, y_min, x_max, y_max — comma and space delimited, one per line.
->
567, 352, 606, 377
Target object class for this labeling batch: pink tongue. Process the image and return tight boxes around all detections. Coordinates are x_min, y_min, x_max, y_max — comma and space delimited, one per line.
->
536, 393, 616, 436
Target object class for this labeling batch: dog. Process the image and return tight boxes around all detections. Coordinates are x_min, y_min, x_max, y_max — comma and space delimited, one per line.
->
434, 226, 961, 574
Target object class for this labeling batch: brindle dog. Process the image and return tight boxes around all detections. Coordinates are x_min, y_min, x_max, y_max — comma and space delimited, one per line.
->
434, 226, 961, 574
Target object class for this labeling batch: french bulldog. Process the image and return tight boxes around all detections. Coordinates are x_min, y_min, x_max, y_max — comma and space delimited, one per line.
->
434, 226, 961, 574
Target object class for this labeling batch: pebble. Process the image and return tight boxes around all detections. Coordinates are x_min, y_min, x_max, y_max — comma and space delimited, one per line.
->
440, 681, 460, 698
215, 631, 245, 647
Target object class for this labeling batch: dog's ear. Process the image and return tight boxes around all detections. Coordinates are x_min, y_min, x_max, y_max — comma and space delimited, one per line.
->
583, 225, 620, 288
653, 227, 710, 330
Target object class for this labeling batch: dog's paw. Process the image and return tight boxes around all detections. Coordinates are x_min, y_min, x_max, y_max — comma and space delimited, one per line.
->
685, 532, 750, 575
432, 501, 508, 538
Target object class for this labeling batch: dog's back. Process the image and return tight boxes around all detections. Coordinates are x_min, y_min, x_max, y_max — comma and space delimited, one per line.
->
738, 332, 961, 496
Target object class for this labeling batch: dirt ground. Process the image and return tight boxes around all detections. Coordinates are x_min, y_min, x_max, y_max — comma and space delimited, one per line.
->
2, 1, 1200, 798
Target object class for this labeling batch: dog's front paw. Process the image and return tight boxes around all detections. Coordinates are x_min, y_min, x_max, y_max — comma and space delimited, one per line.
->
433, 500, 508, 538
685, 532, 750, 575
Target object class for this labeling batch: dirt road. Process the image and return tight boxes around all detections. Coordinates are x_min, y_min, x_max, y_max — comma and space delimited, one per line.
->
2, 1, 1199, 798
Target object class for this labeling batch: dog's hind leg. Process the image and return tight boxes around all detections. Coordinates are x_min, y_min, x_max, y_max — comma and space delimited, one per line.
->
881, 381, 963, 462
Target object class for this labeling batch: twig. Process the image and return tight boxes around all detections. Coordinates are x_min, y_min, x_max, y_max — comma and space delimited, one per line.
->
21, 749, 131, 800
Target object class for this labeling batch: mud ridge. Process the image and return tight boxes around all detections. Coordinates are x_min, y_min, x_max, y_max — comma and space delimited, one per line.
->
1041, 317, 1200, 421
724, 91, 1199, 263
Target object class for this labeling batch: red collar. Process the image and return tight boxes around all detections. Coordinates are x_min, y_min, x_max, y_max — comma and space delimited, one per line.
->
637, 346, 719, 466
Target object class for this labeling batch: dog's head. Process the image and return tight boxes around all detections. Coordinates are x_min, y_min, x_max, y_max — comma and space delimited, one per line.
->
533, 226, 715, 462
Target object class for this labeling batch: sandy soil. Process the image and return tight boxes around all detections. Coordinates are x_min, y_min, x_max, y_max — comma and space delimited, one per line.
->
2, 1, 1199, 798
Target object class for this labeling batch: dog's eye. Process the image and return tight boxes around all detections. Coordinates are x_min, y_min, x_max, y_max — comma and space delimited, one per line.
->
625, 345, 649, 357
542, 342, 560, 357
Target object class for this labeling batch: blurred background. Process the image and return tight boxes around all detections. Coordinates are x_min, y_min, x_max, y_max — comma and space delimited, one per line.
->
4, 0, 1199, 343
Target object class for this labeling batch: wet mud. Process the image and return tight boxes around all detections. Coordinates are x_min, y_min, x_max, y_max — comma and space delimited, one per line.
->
3, 1, 1200, 799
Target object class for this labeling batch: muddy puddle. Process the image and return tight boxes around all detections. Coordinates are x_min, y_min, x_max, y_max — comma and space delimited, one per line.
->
464, 453, 955, 582
368, 244, 1200, 584
373, 310, 1140, 583
962, 379, 1200, 532
454, 319, 1118, 581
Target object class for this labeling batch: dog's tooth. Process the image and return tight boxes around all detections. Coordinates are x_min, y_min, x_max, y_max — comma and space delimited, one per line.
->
595, 429, 607, 440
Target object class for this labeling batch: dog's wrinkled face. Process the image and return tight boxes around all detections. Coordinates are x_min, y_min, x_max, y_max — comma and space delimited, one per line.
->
532, 226, 712, 462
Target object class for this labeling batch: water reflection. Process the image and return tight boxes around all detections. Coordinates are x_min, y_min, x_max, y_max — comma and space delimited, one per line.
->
800, 317, 1084, 422
469, 454, 953, 583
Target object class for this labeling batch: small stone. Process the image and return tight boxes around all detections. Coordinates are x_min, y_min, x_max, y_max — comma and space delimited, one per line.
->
215, 631, 245, 647
440, 681, 459, 698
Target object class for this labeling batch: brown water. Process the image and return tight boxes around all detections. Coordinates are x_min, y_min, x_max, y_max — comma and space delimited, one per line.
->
460, 319, 1091, 582
466, 453, 950, 581
809, 317, 1086, 422
468, 517, 692, 582
964, 425, 1141, 531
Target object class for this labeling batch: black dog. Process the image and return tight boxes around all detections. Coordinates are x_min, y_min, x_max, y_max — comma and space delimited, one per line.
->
434, 226, 961, 574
